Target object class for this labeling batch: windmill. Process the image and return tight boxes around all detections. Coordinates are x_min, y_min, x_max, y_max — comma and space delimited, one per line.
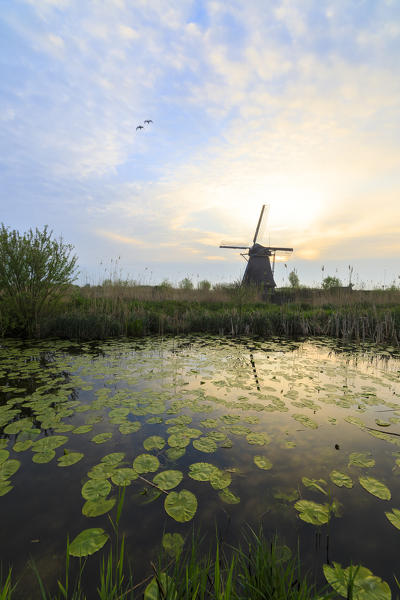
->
220, 204, 293, 289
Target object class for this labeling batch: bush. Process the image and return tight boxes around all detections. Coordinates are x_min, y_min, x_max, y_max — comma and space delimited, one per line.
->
322, 276, 342, 289
288, 269, 300, 288
179, 277, 194, 290
0, 224, 78, 336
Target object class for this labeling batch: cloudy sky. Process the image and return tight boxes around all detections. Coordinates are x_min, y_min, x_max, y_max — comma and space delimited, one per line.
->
1, 0, 400, 288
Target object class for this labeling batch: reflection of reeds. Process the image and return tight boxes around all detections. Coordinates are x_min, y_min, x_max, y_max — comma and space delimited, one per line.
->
3, 282, 400, 343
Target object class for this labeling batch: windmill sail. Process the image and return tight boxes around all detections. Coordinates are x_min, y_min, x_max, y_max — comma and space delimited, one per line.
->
253, 204, 270, 245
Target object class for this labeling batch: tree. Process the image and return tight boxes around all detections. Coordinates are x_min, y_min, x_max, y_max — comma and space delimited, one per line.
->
288, 269, 300, 288
0, 224, 78, 335
197, 279, 211, 291
322, 275, 342, 289
179, 277, 194, 290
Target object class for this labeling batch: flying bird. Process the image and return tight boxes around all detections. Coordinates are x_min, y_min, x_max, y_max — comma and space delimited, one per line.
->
136, 125, 144, 130
144, 120, 153, 124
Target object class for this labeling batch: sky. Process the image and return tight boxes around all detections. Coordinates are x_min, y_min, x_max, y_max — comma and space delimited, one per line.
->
1, 0, 400, 289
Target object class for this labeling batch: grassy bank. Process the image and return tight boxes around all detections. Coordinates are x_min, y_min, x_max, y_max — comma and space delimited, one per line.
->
1, 283, 400, 343
2, 526, 388, 599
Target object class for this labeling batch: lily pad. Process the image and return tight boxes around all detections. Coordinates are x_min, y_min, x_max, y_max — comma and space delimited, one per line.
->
168, 434, 190, 448
100, 453, 125, 466
294, 500, 330, 525
188, 462, 219, 482
359, 476, 391, 500
73, 425, 93, 434
330, 471, 353, 489
166, 447, 186, 461
82, 479, 111, 501
254, 456, 272, 470
0, 450, 9, 464
88, 463, 114, 480
69, 528, 109, 557
193, 438, 217, 453
162, 533, 184, 557
210, 470, 231, 490
32, 435, 68, 453
153, 470, 183, 491
246, 433, 270, 446
82, 497, 116, 517
302, 477, 327, 495
323, 562, 391, 600
144, 573, 177, 600
119, 422, 141, 434
348, 452, 375, 468
13, 440, 33, 452
111, 468, 138, 486
133, 454, 160, 474
91, 433, 112, 444
385, 508, 400, 530
57, 452, 84, 467
164, 490, 197, 523
292, 414, 318, 429
0, 480, 13, 496
143, 436, 165, 451
219, 488, 240, 504
32, 451, 55, 464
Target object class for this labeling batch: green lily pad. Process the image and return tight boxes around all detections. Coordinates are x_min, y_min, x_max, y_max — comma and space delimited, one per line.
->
323, 562, 391, 599
32, 435, 68, 453
111, 468, 138, 486
162, 533, 184, 558
330, 471, 353, 489
82, 479, 111, 501
188, 462, 219, 482
109, 408, 129, 419
254, 456, 272, 470
168, 434, 190, 448
348, 452, 375, 468
359, 476, 391, 500
69, 528, 109, 557
32, 451, 55, 464
166, 447, 186, 461
143, 436, 165, 451
119, 422, 141, 434
144, 573, 177, 600
193, 438, 217, 453
153, 470, 183, 491
210, 470, 231, 490
91, 433, 112, 444
0, 480, 13, 496
200, 418, 219, 428
219, 488, 240, 504
57, 452, 84, 467
294, 500, 330, 525
73, 425, 93, 434
133, 454, 160, 474
0, 450, 9, 464
302, 477, 327, 495
246, 433, 270, 446
100, 453, 125, 466
146, 417, 163, 424
292, 414, 318, 429
87, 463, 114, 480
13, 440, 33, 452
164, 490, 197, 523
385, 508, 400, 530
375, 419, 391, 427
82, 497, 116, 517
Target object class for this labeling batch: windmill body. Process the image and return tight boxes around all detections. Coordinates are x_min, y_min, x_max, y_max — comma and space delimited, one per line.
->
220, 205, 293, 290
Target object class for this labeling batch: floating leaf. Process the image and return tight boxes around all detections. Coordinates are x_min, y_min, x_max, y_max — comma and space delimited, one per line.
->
111, 468, 138, 486
164, 490, 197, 523
0, 480, 13, 496
144, 573, 177, 600
246, 433, 270, 446
323, 562, 391, 600
274, 489, 299, 503
166, 447, 186, 461
69, 528, 109, 557
348, 452, 375, 468
109, 408, 129, 419
210, 470, 231, 490
13, 440, 33, 452
302, 477, 327, 495
294, 500, 330, 525
168, 434, 190, 448
219, 488, 240, 504
385, 508, 400, 530
57, 452, 84, 467
82, 497, 116, 517
82, 479, 111, 501
284, 441, 296, 449
147, 417, 163, 424
330, 471, 353, 489
0, 450, 10, 464
162, 533, 184, 558
359, 476, 391, 500
200, 419, 219, 428
153, 470, 183, 491
144, 436, 165, 451
32, 451, 55, 464
119, 422, 141, 434
193, 438, 217, 453
292, 414, 318, 429
254, 456, 272, 470
32, 435, 68, 453
375, 419, 391, 427
188, 462, 219, 482
133, 454, 160, 474
73, 425, 93, 434
101, 453, 125, 466
91, 433, 112, 444
87, 463, 114, 480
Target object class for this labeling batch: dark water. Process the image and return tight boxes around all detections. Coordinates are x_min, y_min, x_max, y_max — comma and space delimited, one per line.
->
1, 335, 400, 597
